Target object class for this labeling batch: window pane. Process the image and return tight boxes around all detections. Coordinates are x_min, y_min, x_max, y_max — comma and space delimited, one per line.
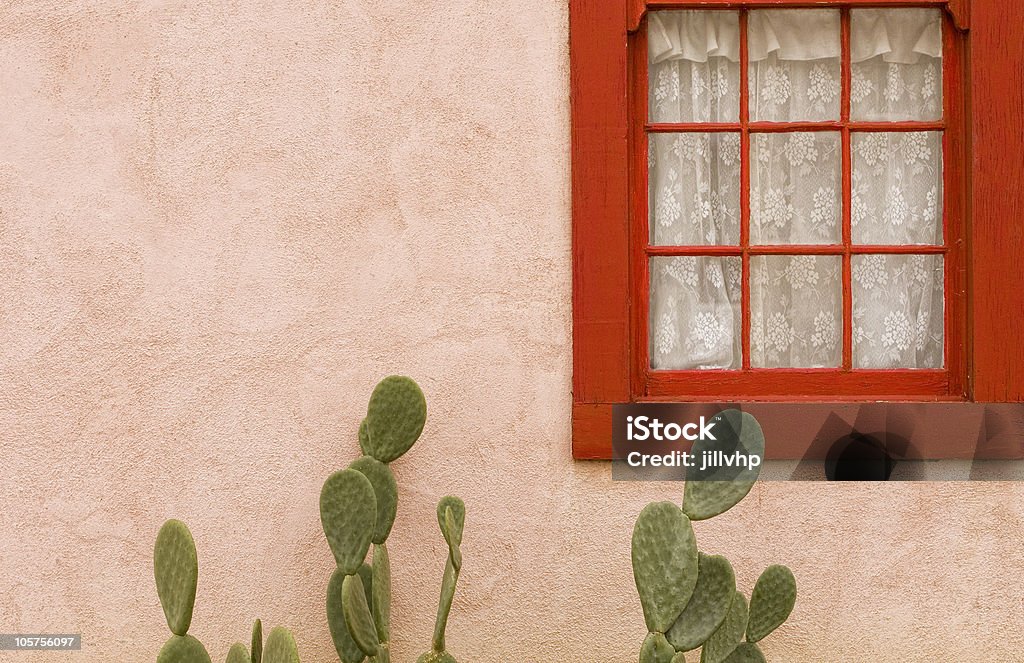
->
650, 256, 742, 369
851, 9, 943, 121
751, 255, 841, 367
852, 254, 944, 368
750, 132, 841, 244
648, 11, 740, 123
851, 132, 942, 245
649, 133, 741, 246
748, 9, 841, 122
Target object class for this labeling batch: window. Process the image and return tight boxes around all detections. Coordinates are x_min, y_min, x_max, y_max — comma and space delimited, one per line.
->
637, 7, 965, 400
571, 0, 1024, 458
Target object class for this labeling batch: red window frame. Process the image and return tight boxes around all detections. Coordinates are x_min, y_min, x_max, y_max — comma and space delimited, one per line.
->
570, 0, 1024, 458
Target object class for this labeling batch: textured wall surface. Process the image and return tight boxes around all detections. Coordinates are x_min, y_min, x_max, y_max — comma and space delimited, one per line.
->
1, 2, 1023, 661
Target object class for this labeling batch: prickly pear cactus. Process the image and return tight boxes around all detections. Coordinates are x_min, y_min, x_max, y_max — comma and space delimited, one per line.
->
666, 554, 736, 651
682, 410, 764, 521
700, 592, 748, 663
363, 375, 427, 463
320, 468, 377, 575
226, 643, 249, 663
154, 519, 199, 637
323, 377, 469, 663
263, 627, 301, 663
251, 620, 262, 663
151, 520, 300, 663
746, 566, 797, 643
157, 635, 212, 663
722, 643, 766, 663
640, 632, 676, 663
631, 501, 699, 633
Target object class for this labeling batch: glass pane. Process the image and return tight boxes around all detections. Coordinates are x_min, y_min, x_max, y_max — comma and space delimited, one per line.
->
751, 255, 842, 367
851, 132, 942, 245
851, 9, 943, 121
750, 132, 841, 244
748, 9, 841, 121
650, 256, 742, 369
852, 254, 944, 368
648, 11, 740, 123
649, 133, 741, 246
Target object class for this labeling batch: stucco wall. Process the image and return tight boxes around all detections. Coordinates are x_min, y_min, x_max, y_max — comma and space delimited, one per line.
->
1, 2, 1023, 661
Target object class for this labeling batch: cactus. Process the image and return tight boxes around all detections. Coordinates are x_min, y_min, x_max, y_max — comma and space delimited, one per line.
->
629, 410, 797, 663
746, 566, 797, 643
321, 376, 468, 663
152, 520, 300, 663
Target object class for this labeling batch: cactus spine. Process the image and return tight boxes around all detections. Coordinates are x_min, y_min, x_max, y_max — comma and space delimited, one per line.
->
321, 376, 467, 663
151, 520, 299, 663
632, 410, 797, 663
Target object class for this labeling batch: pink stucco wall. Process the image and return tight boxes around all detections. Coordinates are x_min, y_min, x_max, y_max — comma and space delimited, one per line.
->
1, 2, 1023, 661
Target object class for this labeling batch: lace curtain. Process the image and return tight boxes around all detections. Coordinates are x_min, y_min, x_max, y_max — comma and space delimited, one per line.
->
648, 8, 944, 370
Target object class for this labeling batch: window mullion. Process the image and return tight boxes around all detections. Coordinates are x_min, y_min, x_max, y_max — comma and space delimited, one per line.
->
841, 7, 853, 371
739, 8, 751, 371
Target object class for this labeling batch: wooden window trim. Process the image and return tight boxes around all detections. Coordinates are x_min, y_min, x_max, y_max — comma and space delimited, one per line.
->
570, 0, 1024, 459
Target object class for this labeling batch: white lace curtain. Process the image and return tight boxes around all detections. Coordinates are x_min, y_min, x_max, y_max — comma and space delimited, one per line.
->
647, 8, 945, 370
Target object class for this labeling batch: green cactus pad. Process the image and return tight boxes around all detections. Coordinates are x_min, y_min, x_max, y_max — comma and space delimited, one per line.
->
342, 573, 380, 657
639, 632, 676, 663
416, 652, 458, 663
666, 553, 736, 651
700, 592, 748, 663
251, 620, 262, 663
631, 502, 699, 633
328, 567, 367, 663
722, 643, 766, 663
154, 519, 199, 636
672, 654, 688, 663
226, 643, 249, 663
349, 456, 399, 544
372, 543, 391, 642
683, 410, 765, 521
320, 469, 377, 574
364, 376, 427, 463
746, 565, 797, 643
157, 635, 212, 663
358, 418, 371, 456
262, 627, 300, 663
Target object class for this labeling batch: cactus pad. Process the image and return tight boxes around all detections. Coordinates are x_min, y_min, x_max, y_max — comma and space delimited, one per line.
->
320, 469, 377, 574
251, 620, 262, 663
416, 652, 458, 663
263, 627, 300, 663
683, 410, 764, 521
640, 632, 676, 663
328, 567, 367, 663
700, 591, 748, 663
666, 553, 736, 651
746, 565, 797, 643
349, 456, 399, 544
364, 376, 427, 463
226, 643, 249, 663
372, 543, 392, 642
154, 519, 199, 636
722, 643, 765, 663
672, 654, 688, 663
342, 573, 380, 657
631, 502, 699, 633
157, 635, 212, 663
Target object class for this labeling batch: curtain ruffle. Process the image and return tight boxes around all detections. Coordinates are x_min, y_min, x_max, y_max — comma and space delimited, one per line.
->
649, 8, 941, 65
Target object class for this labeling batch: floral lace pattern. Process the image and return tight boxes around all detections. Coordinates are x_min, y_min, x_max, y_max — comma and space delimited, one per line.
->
647, 9, 946, 370
650, 256, 742, 369
649, 133, 741, 245
751, 132, 841, 244
852, 254, 944, 368
852, 132, 942, 244
751, 256, 842, 367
